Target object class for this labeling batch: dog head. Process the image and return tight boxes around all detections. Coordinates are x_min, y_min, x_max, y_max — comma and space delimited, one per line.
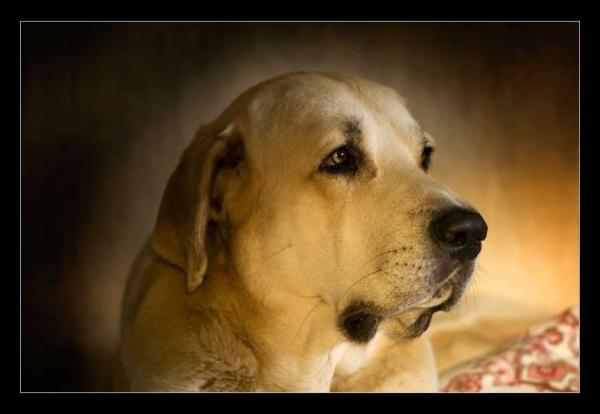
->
152, 72, 487, 344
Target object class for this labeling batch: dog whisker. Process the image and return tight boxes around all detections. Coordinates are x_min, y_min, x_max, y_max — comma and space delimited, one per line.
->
476, 265, 491, 277
474, 266, 492, 289
382, 283, 401, 308
294, 300, 324, 342
266, 243, 293, 259
295, 294, 326, 299
342, 269, 383, 299
253, 180, 267, 212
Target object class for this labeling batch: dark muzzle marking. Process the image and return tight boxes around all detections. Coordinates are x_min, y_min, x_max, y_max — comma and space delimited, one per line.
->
342, 311, 381, 343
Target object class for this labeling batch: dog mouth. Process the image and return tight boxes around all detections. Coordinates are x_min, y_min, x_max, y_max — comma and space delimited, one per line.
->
410, 283, 454, 310
392, 284, 454, 339
340, 283, 454, 343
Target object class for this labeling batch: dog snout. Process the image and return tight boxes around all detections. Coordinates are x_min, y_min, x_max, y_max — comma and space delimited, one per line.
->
431, 208, 488, 262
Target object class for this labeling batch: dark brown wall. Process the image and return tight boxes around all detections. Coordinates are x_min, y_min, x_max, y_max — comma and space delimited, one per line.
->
21, 22, 579, 391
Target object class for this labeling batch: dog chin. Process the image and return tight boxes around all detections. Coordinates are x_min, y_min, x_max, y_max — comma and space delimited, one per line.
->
380, 284, 457, 340
383, 308, 437, 340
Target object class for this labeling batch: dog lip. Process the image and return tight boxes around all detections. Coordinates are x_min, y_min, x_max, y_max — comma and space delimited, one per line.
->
405, 310, 434, 338
412, 283, 453, 310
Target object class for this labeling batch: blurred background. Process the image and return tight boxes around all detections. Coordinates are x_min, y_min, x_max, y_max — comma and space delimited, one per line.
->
21, 22, 579, 391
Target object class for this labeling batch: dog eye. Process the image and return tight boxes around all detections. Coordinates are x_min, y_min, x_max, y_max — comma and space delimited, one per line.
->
325, 148, 348, 167
320, 146, 357, 174
421, 146, 434, 172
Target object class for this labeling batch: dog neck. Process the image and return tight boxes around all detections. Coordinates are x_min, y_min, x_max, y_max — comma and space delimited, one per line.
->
196, 257, 351, 391
194, 228, 356, 391
254, 296, 353, 392
256, 341, 352, 392
199, 273, 350, 392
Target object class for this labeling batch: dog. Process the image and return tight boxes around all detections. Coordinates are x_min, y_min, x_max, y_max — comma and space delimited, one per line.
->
115, 72, 488, 392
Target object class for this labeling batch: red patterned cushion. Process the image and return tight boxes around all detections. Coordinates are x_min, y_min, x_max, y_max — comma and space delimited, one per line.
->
439, 307, 579, 392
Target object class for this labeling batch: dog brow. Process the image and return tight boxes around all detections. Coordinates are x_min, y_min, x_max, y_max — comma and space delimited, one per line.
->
412, 123, 433, 148
342, 117, 362, 137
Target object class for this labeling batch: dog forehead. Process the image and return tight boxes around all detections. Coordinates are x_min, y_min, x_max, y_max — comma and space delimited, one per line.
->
238, 73, 419, 164
246, 73, 414, 127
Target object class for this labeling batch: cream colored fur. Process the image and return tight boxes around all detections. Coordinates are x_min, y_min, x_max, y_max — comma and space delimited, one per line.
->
116, 72, 484, 392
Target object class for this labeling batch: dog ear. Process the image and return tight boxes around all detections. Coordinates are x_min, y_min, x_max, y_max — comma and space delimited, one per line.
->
151, 129, 238, 293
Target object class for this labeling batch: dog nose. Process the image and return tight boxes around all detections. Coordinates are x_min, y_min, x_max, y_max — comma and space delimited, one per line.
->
431, 209, 488, 261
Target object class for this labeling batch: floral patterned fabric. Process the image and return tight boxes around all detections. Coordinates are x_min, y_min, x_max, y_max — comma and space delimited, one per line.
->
439, 307, 580, 392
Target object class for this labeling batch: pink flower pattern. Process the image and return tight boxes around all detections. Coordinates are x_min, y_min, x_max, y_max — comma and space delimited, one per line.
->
440, 307, 579, 393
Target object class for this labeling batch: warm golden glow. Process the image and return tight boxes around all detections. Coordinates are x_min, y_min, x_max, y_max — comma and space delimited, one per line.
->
22, 23, 578, 390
